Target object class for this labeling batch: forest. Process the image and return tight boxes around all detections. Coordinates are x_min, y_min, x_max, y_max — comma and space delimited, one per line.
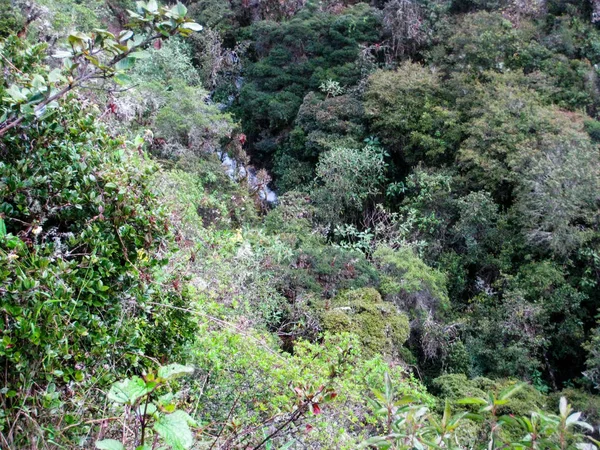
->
1, 0, 600, 448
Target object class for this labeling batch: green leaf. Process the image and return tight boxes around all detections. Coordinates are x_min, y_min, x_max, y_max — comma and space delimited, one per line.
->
6, 85, 27, 102
137, 403, 158, 417
119, 30, 134, 42
498, 383, 524, 401
179, 22, 203, 32
146, 0, 158, 13
0, 218, 6, 239
96, 440, 125, 450
456, 397, 488, 406
115, 57, 135, 71
171, 3, 187, 18
107, 376, 152, 405
48, 68, 65, 83
153, 411, 196, 450
157, 364, 194, 380
114, 74, 132, 86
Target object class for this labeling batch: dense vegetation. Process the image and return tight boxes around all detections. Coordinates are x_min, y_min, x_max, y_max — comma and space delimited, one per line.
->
1, 0, 600, 448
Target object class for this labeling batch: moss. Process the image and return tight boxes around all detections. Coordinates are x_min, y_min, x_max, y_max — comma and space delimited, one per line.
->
432, 374, 487, 403
320, 287, 410, 358
374, 246, 449, 311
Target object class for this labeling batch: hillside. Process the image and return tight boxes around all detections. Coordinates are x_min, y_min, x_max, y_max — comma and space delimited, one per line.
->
1, 0, 600, 448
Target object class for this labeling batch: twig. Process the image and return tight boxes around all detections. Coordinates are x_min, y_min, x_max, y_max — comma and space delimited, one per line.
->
209, 396, 240, 450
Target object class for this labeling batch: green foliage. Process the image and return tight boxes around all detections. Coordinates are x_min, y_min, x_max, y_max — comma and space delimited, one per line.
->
0, 0, 24, 37
362, 373, 596, 450
311, 144, 387, 225
0, 24, 197, 446
5, 0, 600, 447
365, 63, 461, 166
233, 3, 381, 159
154, 81, 233, 151
321, 288, 410, 357
585, 318, 600, 390
188, 328, 432, 448
375, 245, 449, 313
0, 1, 204, 137
432, 12, 526, 74
98, 364, 196, 450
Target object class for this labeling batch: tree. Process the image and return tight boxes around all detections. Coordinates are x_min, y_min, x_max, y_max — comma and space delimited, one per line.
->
365, 63, 461, 166
310, 144, 386, 225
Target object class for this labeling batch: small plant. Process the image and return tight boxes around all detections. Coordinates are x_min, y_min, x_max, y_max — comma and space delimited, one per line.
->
95, 364, 196, 450
361, 374, 597, 449
319, 79, 344, 98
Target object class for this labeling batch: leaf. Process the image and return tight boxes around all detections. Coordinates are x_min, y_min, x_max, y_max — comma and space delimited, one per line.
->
456, 397, 488, 406
180, 22, 203, 32
107, 376, 152, 405
6, 85, 27, 102
146, 0, 158, 13
358, 436, 392, 449
137, 403, 158, 417
114, 73, 132, 86
48, 68, 65, 83
171, 3, 187, 18
566, 412, 582, 426
0, 218, 6, 238
115, 57, 135, 71
52, 50, 72, 58
153, 411, 196, 450
559, 397, 568, 417
119, 30, 134, 42
573, 421, 594, 432
157, 364, 194, 380
96, 440, 125, 450
498, 383, 524, 401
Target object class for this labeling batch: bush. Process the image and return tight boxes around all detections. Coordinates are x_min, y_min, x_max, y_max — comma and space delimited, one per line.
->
0, 0, 24, 37
321, 288, 410, 357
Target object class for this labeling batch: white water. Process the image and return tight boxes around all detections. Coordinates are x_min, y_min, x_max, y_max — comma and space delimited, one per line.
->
212, 76, 278, 203
216, 151, 278, 204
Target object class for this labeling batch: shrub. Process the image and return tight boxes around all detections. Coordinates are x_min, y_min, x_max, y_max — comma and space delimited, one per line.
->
321, 288, 410, 357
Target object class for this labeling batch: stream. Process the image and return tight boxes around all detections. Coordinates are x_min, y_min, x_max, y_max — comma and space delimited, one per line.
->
214, 76, 279, 204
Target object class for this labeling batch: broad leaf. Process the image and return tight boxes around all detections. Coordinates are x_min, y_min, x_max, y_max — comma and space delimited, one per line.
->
153, 411, 196, 450
171, 4, 187, 18
96, 439, 125, 450
157, 364, 194, 380
115, 57, 135, 71
180, 22, 203, 31
107, 376, 152, 405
